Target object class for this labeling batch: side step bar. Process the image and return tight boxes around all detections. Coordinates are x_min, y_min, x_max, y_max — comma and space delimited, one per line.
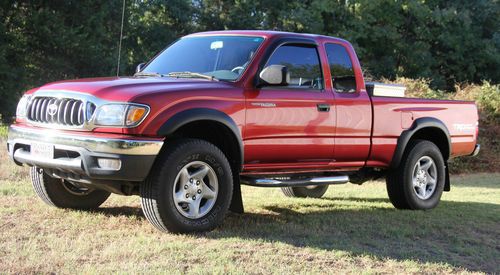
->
240, 175, 349, 187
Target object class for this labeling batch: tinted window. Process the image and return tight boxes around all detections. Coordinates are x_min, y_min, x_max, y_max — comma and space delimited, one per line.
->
265, 45, 323, 90
326, 43, 356, 93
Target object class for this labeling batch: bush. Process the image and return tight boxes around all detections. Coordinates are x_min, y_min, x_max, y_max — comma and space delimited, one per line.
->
452, 82, 500, 125
382, 77, 447, 99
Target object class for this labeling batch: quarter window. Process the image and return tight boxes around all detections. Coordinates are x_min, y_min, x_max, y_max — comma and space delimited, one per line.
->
265, 45, 324, 90
326, 43, 356, 93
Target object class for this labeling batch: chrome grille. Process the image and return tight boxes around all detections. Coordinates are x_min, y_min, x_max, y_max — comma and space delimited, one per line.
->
27, 97, 95, 127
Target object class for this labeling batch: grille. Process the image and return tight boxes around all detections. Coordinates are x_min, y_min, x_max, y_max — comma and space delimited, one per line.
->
27, 97, 95, 126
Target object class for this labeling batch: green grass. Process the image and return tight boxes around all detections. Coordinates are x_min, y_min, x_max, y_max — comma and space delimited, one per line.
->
0, 136, 499, 274
0, 125, 7, 139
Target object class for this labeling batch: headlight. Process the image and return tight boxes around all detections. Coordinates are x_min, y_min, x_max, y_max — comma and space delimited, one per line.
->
95, 104, 149, 127
16, 95, 31, 119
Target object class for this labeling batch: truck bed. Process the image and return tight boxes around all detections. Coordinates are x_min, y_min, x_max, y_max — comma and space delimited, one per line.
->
368, 96, 478, 167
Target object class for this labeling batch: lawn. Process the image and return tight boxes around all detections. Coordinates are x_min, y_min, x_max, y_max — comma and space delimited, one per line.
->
0, 130, 499, 274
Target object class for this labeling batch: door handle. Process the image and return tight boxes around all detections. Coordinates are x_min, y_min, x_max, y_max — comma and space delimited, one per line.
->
317, 104, 330, 112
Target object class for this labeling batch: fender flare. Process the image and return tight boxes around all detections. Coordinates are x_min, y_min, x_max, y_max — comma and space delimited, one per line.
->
157, 108, 244, 166
391, 117, 451, 169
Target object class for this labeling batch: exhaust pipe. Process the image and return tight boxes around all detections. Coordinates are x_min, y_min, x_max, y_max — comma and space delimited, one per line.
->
240, 175, 349, 187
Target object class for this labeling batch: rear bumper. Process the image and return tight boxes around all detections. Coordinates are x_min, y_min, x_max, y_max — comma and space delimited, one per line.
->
470, 144, 480, 157
6, 125, 163, 182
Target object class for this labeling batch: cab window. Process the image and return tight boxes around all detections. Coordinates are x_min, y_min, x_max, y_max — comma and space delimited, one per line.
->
325, 43, 356, 93
265, 45, 324, 90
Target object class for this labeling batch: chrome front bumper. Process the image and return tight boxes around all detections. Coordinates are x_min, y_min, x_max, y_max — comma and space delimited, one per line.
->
7, 125, 164, 182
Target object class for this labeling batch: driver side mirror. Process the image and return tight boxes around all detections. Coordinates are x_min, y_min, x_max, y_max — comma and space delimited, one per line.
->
136, 63, 145, 73
257, 65, 290, 87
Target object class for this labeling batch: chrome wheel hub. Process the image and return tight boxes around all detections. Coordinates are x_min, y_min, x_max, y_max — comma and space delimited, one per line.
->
412, 156, 438, 200
172, 161, 218, 219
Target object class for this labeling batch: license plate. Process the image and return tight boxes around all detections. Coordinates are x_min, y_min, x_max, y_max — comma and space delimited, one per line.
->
31, 142, 54, 159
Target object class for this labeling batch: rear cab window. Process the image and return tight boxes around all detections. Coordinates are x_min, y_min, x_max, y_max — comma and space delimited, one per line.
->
325, 43, 356, 93
265, 45, 324, 90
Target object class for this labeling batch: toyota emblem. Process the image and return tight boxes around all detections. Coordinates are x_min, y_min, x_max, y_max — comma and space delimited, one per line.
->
47, 104, 58, 116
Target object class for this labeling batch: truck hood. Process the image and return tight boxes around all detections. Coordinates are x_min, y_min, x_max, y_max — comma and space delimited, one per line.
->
28, 76, 236, 102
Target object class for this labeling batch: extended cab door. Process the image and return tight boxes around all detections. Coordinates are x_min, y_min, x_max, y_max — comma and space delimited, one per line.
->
244, 43, 335, 168
324, 42, 372, 167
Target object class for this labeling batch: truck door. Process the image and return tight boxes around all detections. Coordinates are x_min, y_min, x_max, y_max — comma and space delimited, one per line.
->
244, 43, 336, 167
325, 42, 372, 167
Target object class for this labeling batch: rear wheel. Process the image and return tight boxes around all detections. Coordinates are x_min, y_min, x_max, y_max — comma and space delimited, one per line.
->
281, 185, 329, 198
30, 167, 110, 209
386, 140, 445, 210
140, 139, 233, 233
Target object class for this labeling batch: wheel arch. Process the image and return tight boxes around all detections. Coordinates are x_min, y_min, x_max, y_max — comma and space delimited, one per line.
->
391, 117, 451, 169
157, 108, 243, 169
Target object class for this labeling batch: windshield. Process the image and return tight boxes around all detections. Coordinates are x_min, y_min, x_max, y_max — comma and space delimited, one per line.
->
141, 36, 265, 81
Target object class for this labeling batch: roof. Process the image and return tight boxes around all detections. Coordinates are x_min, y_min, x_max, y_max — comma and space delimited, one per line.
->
185, 30, 348, 44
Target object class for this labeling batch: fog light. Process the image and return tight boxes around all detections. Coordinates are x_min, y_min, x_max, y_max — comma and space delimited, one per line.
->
97, 158, 121, 170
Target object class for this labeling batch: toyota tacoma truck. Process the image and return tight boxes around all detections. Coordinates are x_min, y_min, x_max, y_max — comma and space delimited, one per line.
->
7, 31, 480, 233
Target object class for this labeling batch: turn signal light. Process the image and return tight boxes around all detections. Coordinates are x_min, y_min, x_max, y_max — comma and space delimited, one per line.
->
126, 106, 147, 126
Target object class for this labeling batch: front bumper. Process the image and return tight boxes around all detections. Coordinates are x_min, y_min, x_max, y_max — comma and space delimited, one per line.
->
7, 125, 163, 182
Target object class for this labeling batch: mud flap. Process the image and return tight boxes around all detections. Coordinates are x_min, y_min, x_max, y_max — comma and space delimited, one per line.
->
229, 175, 244, 213
444, 163, 450, 192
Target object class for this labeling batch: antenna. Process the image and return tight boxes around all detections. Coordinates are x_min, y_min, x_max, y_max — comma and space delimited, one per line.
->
116, 0, 126, 77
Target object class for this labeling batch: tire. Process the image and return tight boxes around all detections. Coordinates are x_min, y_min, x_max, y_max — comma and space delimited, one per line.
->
140, 139, 233, 233
386, 140, 446, 210
30, 167, 110, 209
281, 185, 329, 198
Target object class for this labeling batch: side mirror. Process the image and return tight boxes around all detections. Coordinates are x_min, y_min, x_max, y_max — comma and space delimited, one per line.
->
136, 63, 145, 73
258, 65, 289, 87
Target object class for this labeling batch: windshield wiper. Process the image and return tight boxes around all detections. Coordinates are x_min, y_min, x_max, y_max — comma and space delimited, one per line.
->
166, 71, 219, 81
134, 72, 164, 77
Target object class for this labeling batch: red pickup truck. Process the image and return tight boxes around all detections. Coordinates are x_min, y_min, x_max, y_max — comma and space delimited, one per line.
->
7, 31, 480, 233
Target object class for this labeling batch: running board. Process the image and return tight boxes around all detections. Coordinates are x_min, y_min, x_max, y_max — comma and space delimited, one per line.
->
240, 175, 349, 187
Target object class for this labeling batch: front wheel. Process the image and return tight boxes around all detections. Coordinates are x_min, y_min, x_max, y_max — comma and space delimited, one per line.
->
386, 140, 445, 210
140, 139, 233, 233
